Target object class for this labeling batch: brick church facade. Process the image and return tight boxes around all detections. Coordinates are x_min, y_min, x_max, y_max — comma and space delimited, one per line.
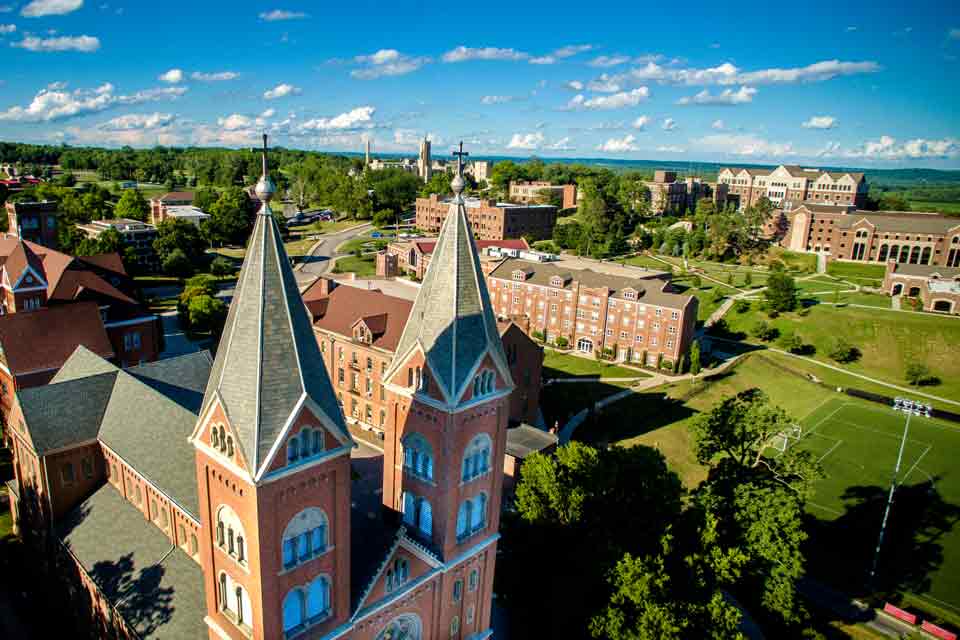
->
6, 141, 505, 640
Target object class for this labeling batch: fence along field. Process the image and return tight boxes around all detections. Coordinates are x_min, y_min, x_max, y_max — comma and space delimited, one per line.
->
783, 397, 960, 619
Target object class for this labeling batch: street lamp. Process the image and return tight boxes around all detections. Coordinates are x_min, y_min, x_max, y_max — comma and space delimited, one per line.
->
867, 397, 933, 586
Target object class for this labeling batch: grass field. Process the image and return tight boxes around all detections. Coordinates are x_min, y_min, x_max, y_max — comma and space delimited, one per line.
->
721, 302, 960, 401
795, 397, 960, 621
670, 276, 738, 323
540, 380, 633, 430
542, 350, 647, 379
331, 255, 376, 276
826, 261, 887, 288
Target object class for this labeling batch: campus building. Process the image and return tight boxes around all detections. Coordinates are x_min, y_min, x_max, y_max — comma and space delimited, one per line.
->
486, 258, 698, 369
416, 194, 557, 241
376, 237, 529, 280
5, 200, 61, 248
508, 181, 579, 210
717, 165, 868, 210
641, 171, 727, 216
77, 218, 160, 272
7, 141, 509, 640
304, 278, 543, 430
149, 191, 195, 225
0, 235, 161, 418
883, 262, 960, 314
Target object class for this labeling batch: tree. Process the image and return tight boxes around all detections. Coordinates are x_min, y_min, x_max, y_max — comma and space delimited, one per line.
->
905, 362, 936, 386
114, 189, 149, 221
162, 249, 193, 278
691, 275, 702, 288
187, 295, 227, 335
193, 187, 218, 212
763, 272, 798, 312
154, 218, 207, 264
689, 340, 701, 376
368, 168, 420, 217
209, 256, 234, 277
744, 272, 752, 287
204, 187, 252, 246
827, 337, 859, 363
777, 331, 804, 354
751, 320, 778, 342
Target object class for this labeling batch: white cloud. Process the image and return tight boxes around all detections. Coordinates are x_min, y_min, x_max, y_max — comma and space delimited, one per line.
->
480, 95, 516, 105
260, 108, 275, 119
218, 113, 253, 130
351, 49, 430, 79
802, 115, 837, 129
258, 9, 308, 21
695, 133, 795, 157
21, 0, 82, 17
597, 134, 637, 152
0, 23, 15, 33
846, 26, 857, 32
712, 119, 725, 130
548, 136, 574, 150
0, 83, 186, 122
631, 115, 649, 129
586, 74, 621, 93
191, 71, 240, 82
441, 46, 528, 63
263, 83, 301, 99
507, 132, 544, 150
12, 34, 99, 52
588, 55, 630, 68
677, 85, 756, 105
662, 118, 676, 131
737, 60, 881, 84
566, 87, 650, 110
656, 145, 685, 153
564, 80, 584, 91
845, 136, 960, 160
529, 55, 555, 65
47, 80, 66, 89
393, 129, 422, 146
301, 106, 374, 130
554, 44, 592, 58
817, 141, 841, 157
158, 68, 184, 84
97, 112, 174, 130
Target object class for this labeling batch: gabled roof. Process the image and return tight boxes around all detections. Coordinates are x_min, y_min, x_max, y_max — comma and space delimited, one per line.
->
412, 238, 528, 256
0, 301, 114, 376
4, 239, 46, 288
18, 371, 117, 454
154, 191, 195, 202
506, 424, 558, 459
200, 152, 349, 476
78, 252, 127, 275
387, 171, 513, 404
307, 285, 413, 352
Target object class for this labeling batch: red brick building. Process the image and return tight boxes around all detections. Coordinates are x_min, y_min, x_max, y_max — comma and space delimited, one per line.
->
304, 278, 543, 431
883, 262, 960, 314
0, 236, 161, 421
508, 180, 578, 209
7, 144, 512, 640
376, 237, 529, 279
149, 191, 195, 224
6, 200, 61, 248
718, 165, 868, 211
487, 258, 698, 369
416, 193, 557, 240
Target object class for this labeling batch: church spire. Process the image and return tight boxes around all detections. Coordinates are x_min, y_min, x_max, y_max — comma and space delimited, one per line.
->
199, 135, 350, 478
385, 142, 512, 408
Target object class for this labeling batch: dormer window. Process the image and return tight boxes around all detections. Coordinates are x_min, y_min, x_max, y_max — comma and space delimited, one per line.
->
512, 270, 525, 281
623, 289, 637, 301
550, 276, 562, 287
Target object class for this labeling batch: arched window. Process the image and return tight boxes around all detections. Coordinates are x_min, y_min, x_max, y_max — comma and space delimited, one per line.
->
878, 245, 889, 262
469, 568, 479, 591
921, 246, 932, 265
375, 614, 422, 640
456, 501, 471, 540
226, 435, 234, 457
387, 558, 409, 593
402, 433, 434, 481
219, 573, 229, 609
402, 492, 416, 527
306, 577, 330, 622
216, 505, 246, 565
471, 493, 487, 532
218, 426, 226, 452
910, 246, 922, 264
281, 508, 329, 569
462, 433, 492, 482
211, 428, 219, 449
288, 435, 299, 463
419, 500, 432, 538
401, 492, 432, 538
299, 430, 309, 459
235, 585, 251, 627
312, 430, 323, 455
283, 590, 304, 633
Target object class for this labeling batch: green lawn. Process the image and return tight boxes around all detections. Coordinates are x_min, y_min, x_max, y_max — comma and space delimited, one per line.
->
542, 350, 648, 379
795, 277, 854, 294
669, 276, 738, 323
811, 291, 893, 309
337, 232, 389, 255
826, 261, 887, 288
798, 397, 960, 622
540, 380, 632, 430
331, 255, 376, 277
721, 303, 960, 401
622, 254, 675, 272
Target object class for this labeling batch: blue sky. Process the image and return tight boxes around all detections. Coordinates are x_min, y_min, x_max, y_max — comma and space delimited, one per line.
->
0, 0, 958, 168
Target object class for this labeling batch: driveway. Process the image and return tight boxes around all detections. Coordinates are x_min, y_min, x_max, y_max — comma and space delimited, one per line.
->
298, 223, 372, 276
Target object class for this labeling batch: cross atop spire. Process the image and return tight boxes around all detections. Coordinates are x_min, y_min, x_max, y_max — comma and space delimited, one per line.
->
452, 141, 469, 177
450, 141, 468, 198
254, 133, 276, 208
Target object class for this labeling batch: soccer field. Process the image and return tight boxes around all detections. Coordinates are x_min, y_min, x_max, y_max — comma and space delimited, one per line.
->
793, 397, 960, 619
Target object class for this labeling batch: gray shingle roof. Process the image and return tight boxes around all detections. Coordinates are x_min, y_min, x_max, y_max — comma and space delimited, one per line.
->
834, 211, 960, 234
59, 485, 206, 640
506, 424, 558, 459
18, 372, 117, 454
388, 195, 512, 403
51, 344, 118, 383
200, 205, 348, 476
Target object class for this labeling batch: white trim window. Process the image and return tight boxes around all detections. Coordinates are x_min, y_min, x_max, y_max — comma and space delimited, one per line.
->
456, 493, 488, 542
282, 508, 329, 570
216, 505, 247, 566
282, 577, 331, 636
462, 433, 492, 482
402, 491, 433, 538
402, 433, 434, 481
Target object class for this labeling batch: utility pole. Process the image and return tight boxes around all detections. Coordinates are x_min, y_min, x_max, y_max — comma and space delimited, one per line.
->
867, 397, 932, 587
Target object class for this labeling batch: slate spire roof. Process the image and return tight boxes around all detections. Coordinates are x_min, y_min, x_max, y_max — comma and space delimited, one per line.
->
200, 135, 348, 476
386, 143, 512, 405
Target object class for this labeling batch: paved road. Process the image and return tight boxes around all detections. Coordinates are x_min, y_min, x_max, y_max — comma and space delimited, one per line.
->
297, 223, 372, 277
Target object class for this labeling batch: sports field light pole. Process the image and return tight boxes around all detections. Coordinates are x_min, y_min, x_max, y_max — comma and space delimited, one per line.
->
867, 397, 932, 587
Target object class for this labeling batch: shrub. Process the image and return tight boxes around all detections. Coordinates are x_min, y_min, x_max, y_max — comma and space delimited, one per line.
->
187, 294, 227, 335
751, 320, 778, 342
210, 256, 233, 277
905, 362, 939, 386
828, 337, 860, 363
764, 271, 798, 312
726, 273, 734, 286
777, 332, 805, 354
691, 275, 702, 288
162, 249, 193, 279
734, 299, 751, 314
532, 330, 545, 342
710, 288, 725, 303
744, 272, 753, 287
554, 336, 569, 349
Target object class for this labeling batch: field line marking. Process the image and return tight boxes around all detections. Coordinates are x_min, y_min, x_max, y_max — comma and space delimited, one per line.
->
899, 445, 932, 486
803, 403, 845, 440
808, 501, 843, 516
817, 439, 844, 463
799, 395, 835, 424
837, 402, 959, 434
911, 592, 960, 616
830, 416, 933, 447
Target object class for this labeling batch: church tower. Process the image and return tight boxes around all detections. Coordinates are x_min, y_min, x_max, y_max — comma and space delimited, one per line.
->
418, 136, 432, 184
383, 144, 513, 638
190, 136, 354, 640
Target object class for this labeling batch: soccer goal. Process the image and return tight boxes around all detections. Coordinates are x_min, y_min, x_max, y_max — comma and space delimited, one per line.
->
768, 425, 803, 454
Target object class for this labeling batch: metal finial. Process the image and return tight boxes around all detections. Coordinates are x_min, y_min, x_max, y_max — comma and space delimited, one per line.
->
254, 132, 276, 206
261, 133, 268, 178
451, 141, 468, 197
